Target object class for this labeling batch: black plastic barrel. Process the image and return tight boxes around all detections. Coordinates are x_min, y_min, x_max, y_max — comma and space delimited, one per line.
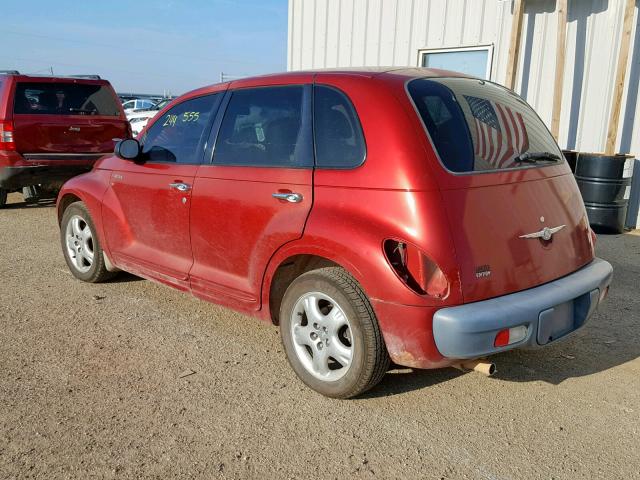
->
562, 150, 578, 173
575, 153, 632, 234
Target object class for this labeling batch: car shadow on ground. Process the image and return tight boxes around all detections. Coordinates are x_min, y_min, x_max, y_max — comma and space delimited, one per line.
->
3, 198, 57, 209
110, 272, 144, 283
362, 366, 463, 398
365, 232, 640, 396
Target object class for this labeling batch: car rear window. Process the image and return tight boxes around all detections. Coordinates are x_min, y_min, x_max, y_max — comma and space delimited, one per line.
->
408, 78, 563, 173
13, 82, 120, 116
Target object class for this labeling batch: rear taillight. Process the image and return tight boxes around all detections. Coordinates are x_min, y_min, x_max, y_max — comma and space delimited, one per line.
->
383, 239, 449, 298
494, 325, 528, 347
0, 121, 15, 151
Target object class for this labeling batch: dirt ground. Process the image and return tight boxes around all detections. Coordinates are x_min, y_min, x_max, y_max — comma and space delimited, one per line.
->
0, 191, 639, 479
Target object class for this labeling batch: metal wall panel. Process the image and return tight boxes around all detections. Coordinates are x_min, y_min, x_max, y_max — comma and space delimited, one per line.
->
288, 0, 640, 226
288, 0, 638, 153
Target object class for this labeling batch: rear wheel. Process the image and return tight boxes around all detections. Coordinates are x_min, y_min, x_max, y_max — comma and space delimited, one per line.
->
279, 267, 390, 398
60, 202, 116, 283
0, 189, 7, 208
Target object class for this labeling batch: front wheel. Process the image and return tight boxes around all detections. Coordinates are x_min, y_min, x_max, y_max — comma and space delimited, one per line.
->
279, 267, 390, 398
60, 202, 116, 283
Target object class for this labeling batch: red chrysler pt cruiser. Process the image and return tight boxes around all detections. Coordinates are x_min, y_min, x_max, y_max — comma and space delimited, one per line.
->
57, 68, 613, 398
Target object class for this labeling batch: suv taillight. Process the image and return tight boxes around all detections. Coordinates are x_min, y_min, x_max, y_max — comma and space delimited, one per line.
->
0, 121, 15, 151
384, 239, 449, 299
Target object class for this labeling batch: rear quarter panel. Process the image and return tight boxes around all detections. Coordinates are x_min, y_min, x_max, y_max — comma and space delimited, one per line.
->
263, 188, 463, 306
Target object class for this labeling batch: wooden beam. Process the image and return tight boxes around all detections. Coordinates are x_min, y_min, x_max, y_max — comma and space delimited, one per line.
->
505, 0, 525, 90
605, 0, 636, 155
551, 0, 568, 140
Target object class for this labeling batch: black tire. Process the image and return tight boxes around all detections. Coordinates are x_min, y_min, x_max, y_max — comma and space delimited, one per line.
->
0, 189, 7, 208
279, 267, 390, 398
60, 201, 116, 283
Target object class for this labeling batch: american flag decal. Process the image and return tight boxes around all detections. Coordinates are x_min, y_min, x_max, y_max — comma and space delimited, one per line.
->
464, 95, 529, 169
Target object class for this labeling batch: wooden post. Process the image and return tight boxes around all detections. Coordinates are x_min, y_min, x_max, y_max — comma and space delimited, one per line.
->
505, 0, 525, 90
551, 0, 568, 140
605, 0, 636, 155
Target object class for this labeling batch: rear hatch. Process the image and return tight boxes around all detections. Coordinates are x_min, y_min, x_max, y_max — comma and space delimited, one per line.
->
407, 77, 594, 303
11, 79, 127, 156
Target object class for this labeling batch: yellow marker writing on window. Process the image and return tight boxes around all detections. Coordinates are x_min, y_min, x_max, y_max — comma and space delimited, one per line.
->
181, 112, 200, 122
163, 114, 178, 127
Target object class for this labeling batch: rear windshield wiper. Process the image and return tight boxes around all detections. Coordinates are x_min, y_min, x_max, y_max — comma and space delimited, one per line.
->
68, 107, 97, 114
515, 151, 561, 163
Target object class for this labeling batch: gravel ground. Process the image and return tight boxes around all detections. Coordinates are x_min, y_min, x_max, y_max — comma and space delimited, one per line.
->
0, 192, 639, 480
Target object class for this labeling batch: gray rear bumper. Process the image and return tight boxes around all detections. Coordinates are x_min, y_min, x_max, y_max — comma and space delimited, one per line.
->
433, 258, 613, 359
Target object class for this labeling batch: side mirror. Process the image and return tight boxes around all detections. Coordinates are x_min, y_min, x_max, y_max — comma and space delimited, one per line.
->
114, 138, 141, 161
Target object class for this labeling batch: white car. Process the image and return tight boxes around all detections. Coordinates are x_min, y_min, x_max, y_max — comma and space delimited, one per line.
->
122, 98, 156, 114
127, 99, 172, 136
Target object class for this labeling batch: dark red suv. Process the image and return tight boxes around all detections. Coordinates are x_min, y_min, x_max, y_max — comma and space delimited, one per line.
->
0, 72, 129, 206
56, 68, 613, 398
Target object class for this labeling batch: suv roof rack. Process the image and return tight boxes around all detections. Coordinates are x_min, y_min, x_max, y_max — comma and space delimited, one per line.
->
0, 72, 101, 80
66, 74, 101, 80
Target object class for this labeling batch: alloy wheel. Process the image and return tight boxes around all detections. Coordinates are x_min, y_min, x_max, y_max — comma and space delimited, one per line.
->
290, 292, 354, 381
65, 215, 94, 274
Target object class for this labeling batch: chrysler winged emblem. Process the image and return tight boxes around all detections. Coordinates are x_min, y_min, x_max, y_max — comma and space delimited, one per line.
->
519, 225, 566, 241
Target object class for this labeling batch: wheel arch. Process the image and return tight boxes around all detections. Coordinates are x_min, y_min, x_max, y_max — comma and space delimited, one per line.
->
57, 193, 83, 224
261, 246, 365, 325
56, 171, 113, 262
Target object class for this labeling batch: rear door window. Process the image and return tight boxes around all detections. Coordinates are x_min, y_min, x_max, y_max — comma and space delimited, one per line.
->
13, 82, 121, 116
408, 78, 563, 173
313, 85, 366, 168
140, 93, 220, 164
213, 86, 312, 168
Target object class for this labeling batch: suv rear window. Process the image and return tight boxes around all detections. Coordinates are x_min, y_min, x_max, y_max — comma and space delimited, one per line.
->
14, 82, 120, 116
408, 78, 563, 173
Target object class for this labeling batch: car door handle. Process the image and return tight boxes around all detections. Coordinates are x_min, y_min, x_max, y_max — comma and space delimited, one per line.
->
169, 182, 191, 192
272, 192, 303, 203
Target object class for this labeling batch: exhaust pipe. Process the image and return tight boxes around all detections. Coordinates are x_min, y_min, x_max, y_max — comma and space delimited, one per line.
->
453, 359, 496, 377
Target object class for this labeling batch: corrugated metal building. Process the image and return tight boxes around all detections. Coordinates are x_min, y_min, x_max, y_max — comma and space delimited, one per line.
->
287, 0, 640, 228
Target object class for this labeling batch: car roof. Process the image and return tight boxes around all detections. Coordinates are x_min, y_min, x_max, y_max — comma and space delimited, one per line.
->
0, 73, 109, 85
176, 67, 472, 102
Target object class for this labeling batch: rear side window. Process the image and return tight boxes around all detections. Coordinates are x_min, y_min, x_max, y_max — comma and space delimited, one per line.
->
141, 94, 220, 164
214, 86, 311, 168
13, 82, 121, 116
408, 78, 563, 173
313, 85, 366, 168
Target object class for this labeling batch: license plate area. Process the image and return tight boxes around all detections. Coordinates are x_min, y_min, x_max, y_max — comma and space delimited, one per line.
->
537, 289, 600, 345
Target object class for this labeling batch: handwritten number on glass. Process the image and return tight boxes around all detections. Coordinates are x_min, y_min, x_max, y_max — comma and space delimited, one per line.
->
162, 112, 200, 128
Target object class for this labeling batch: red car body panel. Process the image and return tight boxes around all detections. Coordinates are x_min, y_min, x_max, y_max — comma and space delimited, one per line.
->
100, 158, 199, 290
189, 165, 313, 310
441, 174, 594, 303
12, 114, 125, 155
57, 68, 597, 369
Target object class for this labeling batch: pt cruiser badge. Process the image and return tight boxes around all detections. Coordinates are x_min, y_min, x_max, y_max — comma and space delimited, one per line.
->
519, 225, 566, 241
